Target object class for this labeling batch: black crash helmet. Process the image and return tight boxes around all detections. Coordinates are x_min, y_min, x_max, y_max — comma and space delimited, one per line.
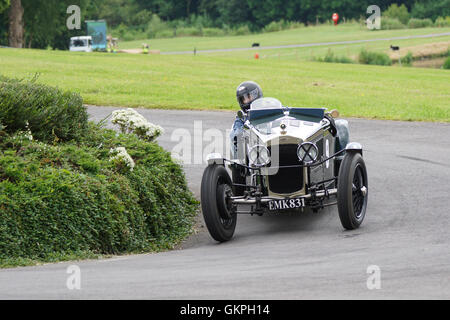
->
236, 81, 263, 112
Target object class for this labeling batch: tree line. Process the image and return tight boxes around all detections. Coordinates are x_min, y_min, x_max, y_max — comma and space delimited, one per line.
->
1, 0, 449, 49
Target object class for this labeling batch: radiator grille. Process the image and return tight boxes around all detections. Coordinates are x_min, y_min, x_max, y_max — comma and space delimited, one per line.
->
268, 144, 303, 194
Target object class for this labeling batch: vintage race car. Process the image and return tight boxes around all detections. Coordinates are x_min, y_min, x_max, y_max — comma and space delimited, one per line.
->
201, 98, 368, 242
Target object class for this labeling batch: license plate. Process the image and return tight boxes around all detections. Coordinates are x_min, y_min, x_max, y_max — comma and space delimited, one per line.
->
268, 197, 305, 211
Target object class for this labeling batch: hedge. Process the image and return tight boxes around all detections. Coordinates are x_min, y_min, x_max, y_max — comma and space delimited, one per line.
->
407, 18, 434, 28
380, 17, 406, 30
316, 49, 354, 64
358, 49, 392, 66
444, 56, 450, 69
0, 75, 88, 143
434, 16, 450, 27
0, 76, 197, 267
400, 52, 414, 66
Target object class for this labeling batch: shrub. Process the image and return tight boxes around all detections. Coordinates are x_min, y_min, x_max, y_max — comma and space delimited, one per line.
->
0, 75, 88, 143
187, 14, 215, 30
202, 28, 226, 37
175, 27, 202, 37
380, 17, 405, 30
262, 20, 304, 33
434, 16, 450, 27
155, 29, 174, 38
400, 51, 413, 66
146, 14, 172, 39
408, 18, 434, 28
112, 23, 147, 42
0, 123, 197, 266
358, 49, 392, 66
263, 20, 286, 33
112, 23, 129, 39
0, 76, 197, 267
383, 4, 410, 25
316, 49, 354, 64
232, 25, 251, 36
443, 56, 450, 69
131, 10, 153, 27
287, 21, 305, 29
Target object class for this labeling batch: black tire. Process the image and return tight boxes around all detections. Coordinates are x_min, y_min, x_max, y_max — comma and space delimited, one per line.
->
337, 152, 368, 230
201, 165, 237, 242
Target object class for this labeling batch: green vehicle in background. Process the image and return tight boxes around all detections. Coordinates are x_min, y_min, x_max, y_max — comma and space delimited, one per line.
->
86, 20, 108, 51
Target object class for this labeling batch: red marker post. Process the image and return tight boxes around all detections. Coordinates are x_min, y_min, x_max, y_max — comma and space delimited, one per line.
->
332, 13, 339, 25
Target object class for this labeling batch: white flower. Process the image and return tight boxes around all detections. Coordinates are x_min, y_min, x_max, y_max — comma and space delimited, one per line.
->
111, 108, 164, 141
12, 122, 33, 142
24, 121, 33, 141
109, 147, 135, 171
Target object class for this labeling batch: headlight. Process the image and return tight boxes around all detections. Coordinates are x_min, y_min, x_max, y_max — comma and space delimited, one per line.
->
297, 142, 319, 164
249, 145, 271, 167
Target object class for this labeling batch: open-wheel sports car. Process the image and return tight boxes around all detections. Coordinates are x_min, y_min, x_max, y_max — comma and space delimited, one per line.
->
201, 97, 368, 242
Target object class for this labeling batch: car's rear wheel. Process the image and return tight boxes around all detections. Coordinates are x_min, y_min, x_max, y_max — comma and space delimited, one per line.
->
201, 165, 237, 242
337, 152, 368, 230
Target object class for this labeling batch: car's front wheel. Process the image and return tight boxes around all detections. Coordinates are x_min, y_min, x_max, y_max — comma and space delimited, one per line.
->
337, 152, 368, 230
201, 165, 237, 242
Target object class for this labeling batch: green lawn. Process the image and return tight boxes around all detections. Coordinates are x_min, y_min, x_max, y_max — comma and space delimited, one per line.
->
119, 23, 450, 52
0, 47, 449, 122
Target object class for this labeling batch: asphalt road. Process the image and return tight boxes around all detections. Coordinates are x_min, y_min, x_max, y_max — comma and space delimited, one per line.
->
163, 32, 450, 54
0, 107, 449, 299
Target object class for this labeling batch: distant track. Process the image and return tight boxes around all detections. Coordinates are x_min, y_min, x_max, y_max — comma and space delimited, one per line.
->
162, 32, 450, 55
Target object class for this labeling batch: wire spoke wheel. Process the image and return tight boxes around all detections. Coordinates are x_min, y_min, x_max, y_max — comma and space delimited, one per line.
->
217, 183, 234, 228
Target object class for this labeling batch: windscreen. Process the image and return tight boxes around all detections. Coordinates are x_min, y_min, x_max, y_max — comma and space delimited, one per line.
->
72, 39, 87, 47
288, 108, 325, 123
248, 108, 285, 126
250, 97, 282, 110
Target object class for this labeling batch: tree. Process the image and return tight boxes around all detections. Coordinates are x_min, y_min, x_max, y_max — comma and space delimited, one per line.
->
8, 0, 23, 48
20, 0, 91, 49
411, 0, 450, 21
2, 0, 446, 49
215, 0, 252, 27
0, 0, 10, 13
384, 3, 410, 25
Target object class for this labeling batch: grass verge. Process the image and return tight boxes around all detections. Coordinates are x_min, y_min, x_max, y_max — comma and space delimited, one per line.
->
1, 48, 448, 122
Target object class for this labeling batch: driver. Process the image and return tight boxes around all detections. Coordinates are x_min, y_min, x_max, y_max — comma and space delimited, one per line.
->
236, 81, 263, 113
230, 81, 263, 159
